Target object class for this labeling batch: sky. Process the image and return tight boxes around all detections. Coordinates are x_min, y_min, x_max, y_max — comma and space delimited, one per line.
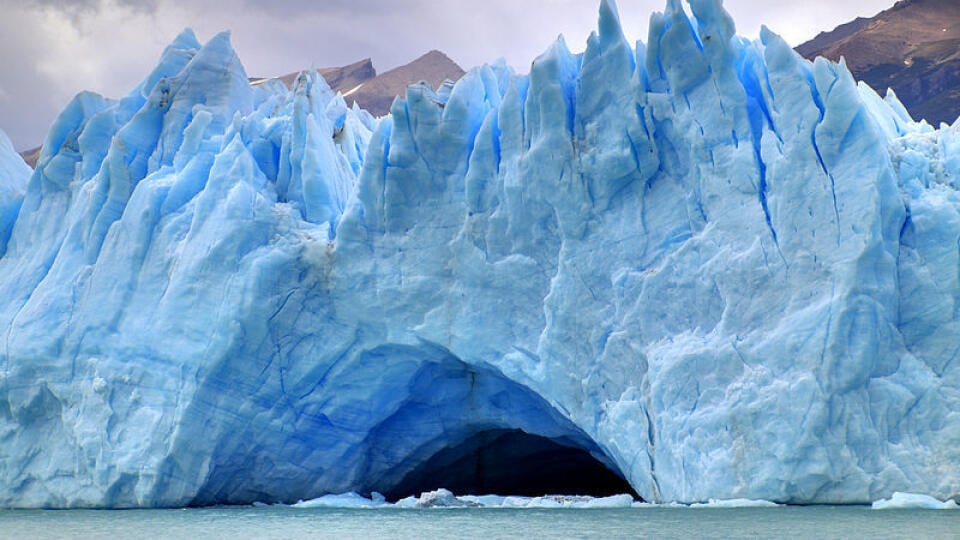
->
0, 0, 895, 151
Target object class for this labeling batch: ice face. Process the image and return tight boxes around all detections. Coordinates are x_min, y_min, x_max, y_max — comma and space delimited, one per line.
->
1, 0, 959, 508
0, 128, 31, 256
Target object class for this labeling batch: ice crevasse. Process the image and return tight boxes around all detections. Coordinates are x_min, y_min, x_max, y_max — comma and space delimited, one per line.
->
0, 0, 958, 507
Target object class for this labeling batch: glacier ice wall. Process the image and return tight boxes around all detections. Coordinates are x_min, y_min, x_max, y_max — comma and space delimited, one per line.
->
1, 0, 959, 507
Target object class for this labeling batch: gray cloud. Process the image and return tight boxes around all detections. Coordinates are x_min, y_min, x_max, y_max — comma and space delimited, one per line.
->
0, 0, 895, 151
11, 0, 159, 27
0, 4, 69, 149
14, 0, 156, 8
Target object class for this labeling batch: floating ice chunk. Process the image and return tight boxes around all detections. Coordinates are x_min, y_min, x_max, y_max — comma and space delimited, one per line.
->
578, 494, 636, 508
410, 489, 480, 508
292, 492, 388, 508
399, 491, 636, 508
872, 493, 959, 510
394, 496, 419, 508
689, 499, 781, 508
464, 493, 635, 508
502, 496, 562, 508
458, 494, 508, 507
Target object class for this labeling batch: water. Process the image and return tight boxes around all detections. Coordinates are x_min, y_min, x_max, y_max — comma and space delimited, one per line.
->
2, 505, 958, 539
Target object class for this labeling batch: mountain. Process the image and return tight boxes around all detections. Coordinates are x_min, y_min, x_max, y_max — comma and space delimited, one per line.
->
250, 57, 377, 95
252, 50, 465, 116
17, 146, 41, 169
797, 0, 960, 125
346, 50, 465, 116
1, 0, 959, 508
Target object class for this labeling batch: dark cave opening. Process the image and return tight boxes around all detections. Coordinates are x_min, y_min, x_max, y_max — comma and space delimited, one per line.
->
381, 429, 640, 502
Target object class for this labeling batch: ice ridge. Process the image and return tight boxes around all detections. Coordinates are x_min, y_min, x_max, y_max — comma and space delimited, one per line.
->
0, 0, 958, 508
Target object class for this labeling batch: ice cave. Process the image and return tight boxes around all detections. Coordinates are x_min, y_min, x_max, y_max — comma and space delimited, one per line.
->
176, 343, 634, 505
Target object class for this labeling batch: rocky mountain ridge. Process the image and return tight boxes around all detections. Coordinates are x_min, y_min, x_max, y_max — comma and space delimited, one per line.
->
250, 50, 464, 116
797, 0, 960, 126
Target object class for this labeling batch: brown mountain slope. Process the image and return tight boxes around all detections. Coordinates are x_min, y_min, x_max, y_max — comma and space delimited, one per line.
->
347, 50, 465, 116
797, 0, 960, 126
18, 147, 40, 169
252, 50, 465, 117
250, 57, 377, 95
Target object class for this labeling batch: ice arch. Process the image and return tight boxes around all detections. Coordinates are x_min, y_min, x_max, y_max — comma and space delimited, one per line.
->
168, 342, 634, 505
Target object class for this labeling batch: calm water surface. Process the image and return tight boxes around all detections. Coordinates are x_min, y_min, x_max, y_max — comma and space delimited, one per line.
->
1, 505, 958, 539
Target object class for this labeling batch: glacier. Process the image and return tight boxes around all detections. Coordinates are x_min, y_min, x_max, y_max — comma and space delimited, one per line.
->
1, 0, 959, 508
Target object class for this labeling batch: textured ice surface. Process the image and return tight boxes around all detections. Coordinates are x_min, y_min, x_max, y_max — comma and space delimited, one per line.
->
872, 492, 959, 510
1, 0, 960, 508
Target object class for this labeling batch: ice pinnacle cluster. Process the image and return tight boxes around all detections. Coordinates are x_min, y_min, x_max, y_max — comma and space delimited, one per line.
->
0, 0, 958, 508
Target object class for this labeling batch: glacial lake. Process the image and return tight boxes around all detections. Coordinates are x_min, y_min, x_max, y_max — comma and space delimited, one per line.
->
2, 505, 958, 539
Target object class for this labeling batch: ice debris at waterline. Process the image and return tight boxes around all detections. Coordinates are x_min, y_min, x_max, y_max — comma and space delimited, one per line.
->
281, 489, 783, 509
288, 489, 638, 509
871, 493, 959, 510
290, 491, 390, 509
0, 0, 959, 509
688, 498, 780, 509
407, 491, 638, 509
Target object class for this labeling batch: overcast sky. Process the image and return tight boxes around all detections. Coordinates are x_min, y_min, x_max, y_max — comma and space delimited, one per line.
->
1, 0, 894, 151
